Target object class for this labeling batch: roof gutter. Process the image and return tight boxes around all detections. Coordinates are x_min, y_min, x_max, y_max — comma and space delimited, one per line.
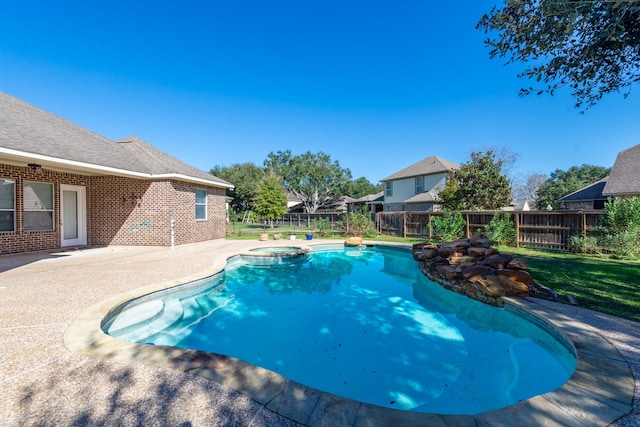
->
0, 147, 234, 189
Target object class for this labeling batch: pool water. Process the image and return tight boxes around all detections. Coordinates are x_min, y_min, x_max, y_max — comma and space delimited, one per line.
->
105, 245, 576, 415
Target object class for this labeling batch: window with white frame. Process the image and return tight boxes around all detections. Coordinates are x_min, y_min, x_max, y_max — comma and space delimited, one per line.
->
195, 188, 207, 220
415, 176, 424, 194
0, 179, 15, 232
24, 181, 54, 231
385, 181, 393, 197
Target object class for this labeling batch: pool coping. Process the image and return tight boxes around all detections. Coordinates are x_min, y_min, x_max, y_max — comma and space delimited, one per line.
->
63, 242, 634, 427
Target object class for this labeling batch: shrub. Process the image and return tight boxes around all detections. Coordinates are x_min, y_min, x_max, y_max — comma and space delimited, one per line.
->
603, 231, 640, 259
602, 197, 640, 234
313, 217, 333, 237
598, 197, 640, 259
567, 234, 600, 254
481, 212, 517, 245
343, 211, 375, 237
431, 211, 465, 242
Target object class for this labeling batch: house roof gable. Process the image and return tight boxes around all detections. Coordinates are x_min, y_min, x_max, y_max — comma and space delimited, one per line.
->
380, 155, 458, 182
404, 190, 438, 204
559, 177, 609, 202
352, 191, 384, 203
603, 143, 640, 196
0, 92, 232, 188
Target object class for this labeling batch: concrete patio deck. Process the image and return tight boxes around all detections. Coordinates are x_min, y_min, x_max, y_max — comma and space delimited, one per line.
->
0, 239, 637, 426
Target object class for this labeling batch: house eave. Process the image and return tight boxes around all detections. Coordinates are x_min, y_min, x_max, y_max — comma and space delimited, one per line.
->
0, 147, 233, 189
152, 173, 234, 188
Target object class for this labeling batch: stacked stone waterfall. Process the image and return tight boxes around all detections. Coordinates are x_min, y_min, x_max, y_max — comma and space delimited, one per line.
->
412, 236, 558, 307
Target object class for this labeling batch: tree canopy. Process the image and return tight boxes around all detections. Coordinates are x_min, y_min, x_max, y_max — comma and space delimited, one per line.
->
438, 150, 512, 210
512, 172, 548, 203
212, 154, 380, 216
342, 177, 383, 200
535, 164, 610, 209
254, 175, 288, 227
264, 150, 353, 213
477, 0, 640, 110
210, 163, 264, 213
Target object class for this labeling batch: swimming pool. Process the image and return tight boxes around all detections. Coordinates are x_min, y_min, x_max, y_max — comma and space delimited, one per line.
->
104, 244, 576, 415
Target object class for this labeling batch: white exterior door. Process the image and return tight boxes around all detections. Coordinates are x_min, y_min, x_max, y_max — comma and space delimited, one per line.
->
60, 184, 87, 247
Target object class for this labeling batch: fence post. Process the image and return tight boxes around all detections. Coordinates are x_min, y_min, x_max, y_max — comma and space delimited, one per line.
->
465, 213, 470, 238
515, 212, 520, 248
402, 212, 407, 238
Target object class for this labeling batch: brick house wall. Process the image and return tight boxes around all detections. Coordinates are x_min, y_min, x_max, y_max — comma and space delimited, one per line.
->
562, 200, 606, 210
169, 181, 227, 245
88, 177, 227, 246
0, 164, 89, 255
1, 164, 228, 255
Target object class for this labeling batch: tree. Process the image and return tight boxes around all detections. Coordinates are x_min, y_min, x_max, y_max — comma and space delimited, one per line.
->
264, 150, 352, 213
599, 197, 640, 258
477, 1, 640, 110
342, 177, 383, 199
512, 172, 548, 203
535, 164, 610, 209
253, 175, 288, 228
431, 211, 466, 242
342, 209, 375, 237
437, 150, 512, 210
210, 163, 264, 213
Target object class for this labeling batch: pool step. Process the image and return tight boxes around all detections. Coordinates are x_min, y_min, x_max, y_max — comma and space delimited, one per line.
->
144, 293, 235, 344
107, 299, 184, 343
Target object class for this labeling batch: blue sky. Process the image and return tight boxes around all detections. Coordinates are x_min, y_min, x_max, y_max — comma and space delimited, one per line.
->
1, 1, 639, 186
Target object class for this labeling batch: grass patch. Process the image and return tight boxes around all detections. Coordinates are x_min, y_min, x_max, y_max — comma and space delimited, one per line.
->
227, 222, 317, 238
500, 246, 640, 323
227, 221, 426, 243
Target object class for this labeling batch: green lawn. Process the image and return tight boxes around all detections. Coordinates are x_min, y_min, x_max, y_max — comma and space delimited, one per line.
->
226, 221, 425, 243
226, 221, 317, 239
500, 246, 640, 323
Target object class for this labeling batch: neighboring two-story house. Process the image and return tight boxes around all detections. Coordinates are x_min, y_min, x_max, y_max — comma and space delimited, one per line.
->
380, 155, 458, 212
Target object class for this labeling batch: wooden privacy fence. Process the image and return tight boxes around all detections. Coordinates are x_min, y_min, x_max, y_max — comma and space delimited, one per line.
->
376, 210, 603, 249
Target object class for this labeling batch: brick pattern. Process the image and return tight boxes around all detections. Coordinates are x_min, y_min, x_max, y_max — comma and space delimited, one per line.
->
0, 164, 88, 255
1, 164, 228, 255
170, 181, 227, 244
562, 201, 595, 210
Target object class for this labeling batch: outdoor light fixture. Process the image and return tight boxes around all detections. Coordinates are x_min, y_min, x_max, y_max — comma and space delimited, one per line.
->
27, 163, 42, 171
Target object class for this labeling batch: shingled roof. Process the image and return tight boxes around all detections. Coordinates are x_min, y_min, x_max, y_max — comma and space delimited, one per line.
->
0, 91, 232, 188
559, 176, 609, 203
603, 143, 640, 197
352, 191, 384, 203
404, 190, 438, 204
381, 155, 458, 182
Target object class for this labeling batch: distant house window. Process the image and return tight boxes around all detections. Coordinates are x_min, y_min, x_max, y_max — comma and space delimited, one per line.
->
24, 181, 54, 231
195, 188, 207, 220
0, 179, 15, 232
593, 200, 606, 209
385, 182, 393, 197
415, 176, 424, 193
